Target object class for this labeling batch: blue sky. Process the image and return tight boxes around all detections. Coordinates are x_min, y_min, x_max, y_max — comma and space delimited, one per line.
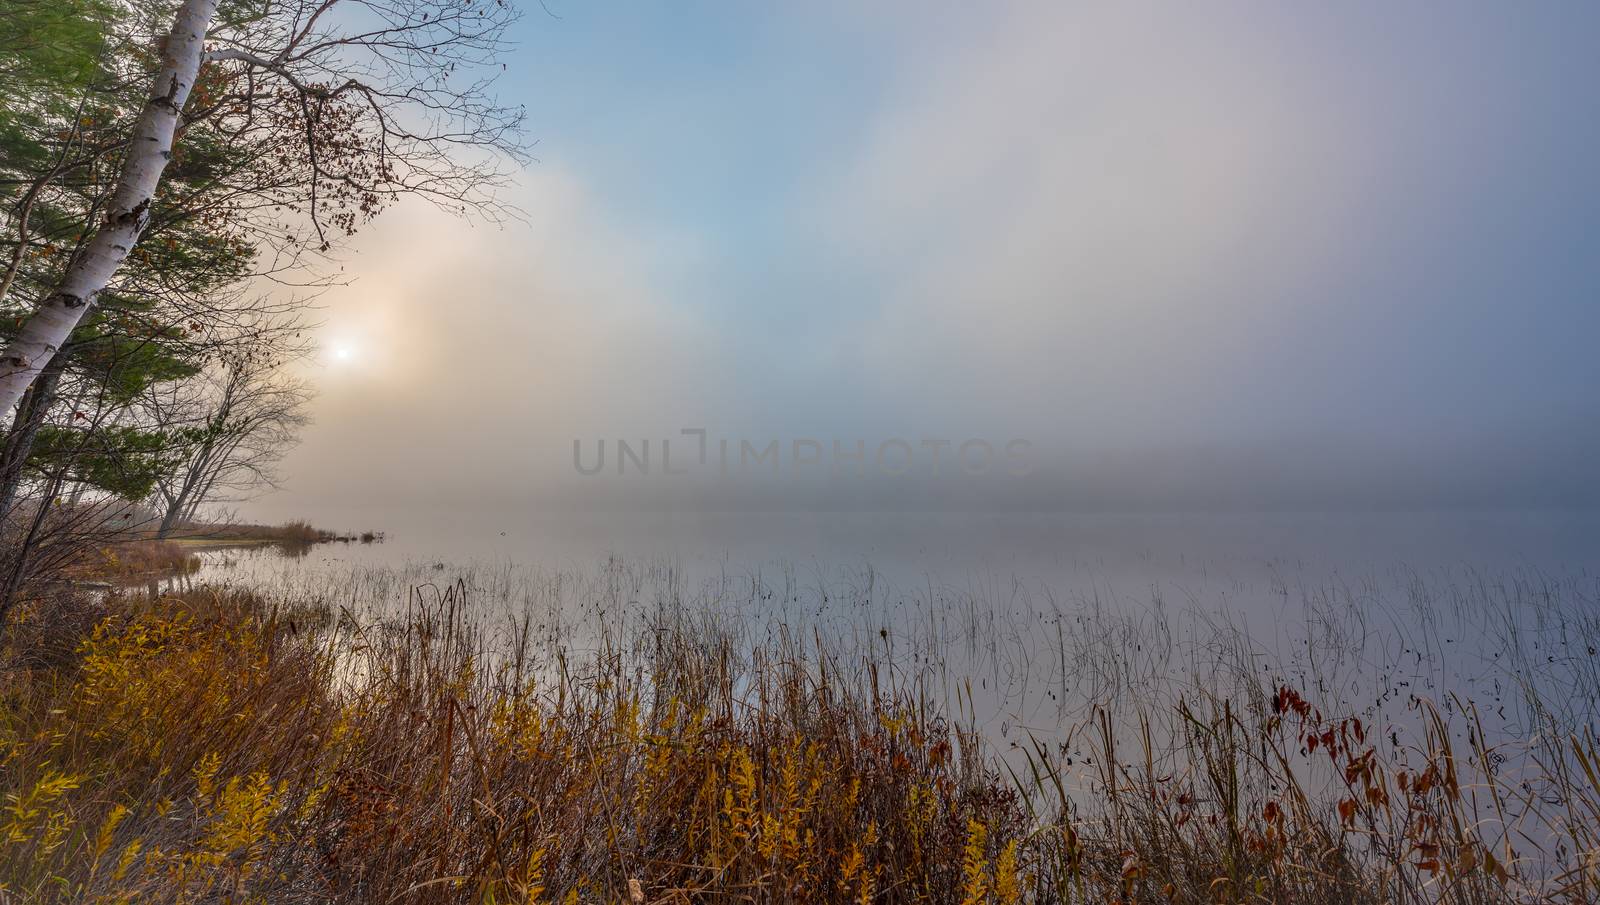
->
269, 1, 1600, 515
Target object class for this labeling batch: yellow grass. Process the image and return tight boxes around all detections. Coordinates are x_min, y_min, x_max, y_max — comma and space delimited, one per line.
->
0, 584, 1594, 903
64, 540, 201, 581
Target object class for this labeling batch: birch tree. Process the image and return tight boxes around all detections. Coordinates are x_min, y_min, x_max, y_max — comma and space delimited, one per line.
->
0, 0, 524, 415
0, 0, 218, 413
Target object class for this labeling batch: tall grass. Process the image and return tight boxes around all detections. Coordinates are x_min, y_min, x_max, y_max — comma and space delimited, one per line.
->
64, 540, 202, 581
0, 567, 1595, 902
177, 519, 340, 544
0, 586, 1025, 903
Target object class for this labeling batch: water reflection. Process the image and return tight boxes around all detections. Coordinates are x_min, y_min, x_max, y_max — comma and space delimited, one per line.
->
154, 511, 1600, 740
135, 510, 1599, 867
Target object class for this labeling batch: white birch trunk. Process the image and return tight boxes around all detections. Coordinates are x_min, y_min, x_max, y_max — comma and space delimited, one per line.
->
0, 0, 218, 414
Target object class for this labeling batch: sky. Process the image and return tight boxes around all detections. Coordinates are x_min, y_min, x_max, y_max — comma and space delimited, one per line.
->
250, 1, 1600, 523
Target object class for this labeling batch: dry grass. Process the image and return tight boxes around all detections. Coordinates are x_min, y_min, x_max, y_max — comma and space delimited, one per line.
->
173, 519, 342, 545
0, 587, 1023, 903
63, 540, 202, 581
0, 581, 1594, 903
1014, 693, 1600, 903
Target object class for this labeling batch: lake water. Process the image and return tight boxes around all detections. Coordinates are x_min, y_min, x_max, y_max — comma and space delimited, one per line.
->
155, 508, 1599, 865
198, 508, 1600, 586
166, 508, 1598, 731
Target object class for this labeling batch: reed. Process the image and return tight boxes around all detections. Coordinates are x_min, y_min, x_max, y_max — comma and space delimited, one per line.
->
64, 540, 202, 580
0, 575, 1594, 903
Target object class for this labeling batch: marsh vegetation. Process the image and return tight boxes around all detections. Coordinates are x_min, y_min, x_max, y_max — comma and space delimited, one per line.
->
1, 546, 1595, 903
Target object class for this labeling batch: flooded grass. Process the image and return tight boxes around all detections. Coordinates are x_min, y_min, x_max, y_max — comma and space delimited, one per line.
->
63, 540, 203, 582
166, 519, 381, 546
0, 556, 1596, 902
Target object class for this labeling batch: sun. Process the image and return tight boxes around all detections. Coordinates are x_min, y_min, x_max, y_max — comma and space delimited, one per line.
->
323, 330, 372, 369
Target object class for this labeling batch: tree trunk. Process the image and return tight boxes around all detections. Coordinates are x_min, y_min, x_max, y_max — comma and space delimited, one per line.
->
155, 435, 215, 538
0, 356, 65, 521
157, 495, 185, 539
0, 0, 218, 414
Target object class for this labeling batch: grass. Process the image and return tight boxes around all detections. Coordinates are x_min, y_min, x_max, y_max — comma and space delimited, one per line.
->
53, 519, 355, 585
63, 540, 202, 581
0, 587, 1023, 903
61, 521, 384, 583
0, 568, 1595, 902
168, 519, 372, 546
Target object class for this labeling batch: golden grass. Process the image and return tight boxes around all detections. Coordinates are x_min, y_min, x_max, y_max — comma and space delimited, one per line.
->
0, 585, 1594, 903
170, 519, 341, 545
63, 540, 202, 581
50, 521, 358, 587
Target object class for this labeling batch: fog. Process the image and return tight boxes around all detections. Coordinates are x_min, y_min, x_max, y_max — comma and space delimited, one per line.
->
246, 2, 1600, 524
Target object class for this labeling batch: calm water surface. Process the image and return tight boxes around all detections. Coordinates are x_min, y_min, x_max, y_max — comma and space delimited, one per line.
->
165, 509, 1598, 730
152, 509, 1600, 862
197, 508, 1600, 589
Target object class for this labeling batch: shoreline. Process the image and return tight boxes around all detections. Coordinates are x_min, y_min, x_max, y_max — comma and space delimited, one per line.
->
63, 522, 383, 585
